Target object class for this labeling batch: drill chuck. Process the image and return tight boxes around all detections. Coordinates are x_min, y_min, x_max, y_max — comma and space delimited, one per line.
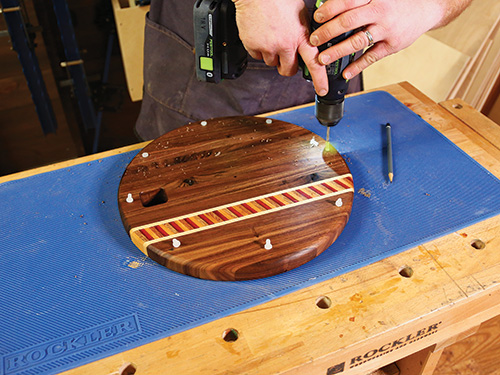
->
315, 98, 344, 127
309, 0, 355, 127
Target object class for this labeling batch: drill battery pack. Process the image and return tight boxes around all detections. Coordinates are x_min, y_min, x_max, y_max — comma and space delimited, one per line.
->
193, 0, 248, 83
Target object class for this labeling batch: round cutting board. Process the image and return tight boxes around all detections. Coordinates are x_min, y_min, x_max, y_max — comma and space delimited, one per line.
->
118, 116, 353, 281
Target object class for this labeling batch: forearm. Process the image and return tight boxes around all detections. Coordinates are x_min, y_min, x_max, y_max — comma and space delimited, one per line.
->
433, 0, 474, 29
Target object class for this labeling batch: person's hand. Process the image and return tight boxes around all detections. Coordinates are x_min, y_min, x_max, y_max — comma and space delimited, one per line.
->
309, 0, 462, 79
232, 0, 329, 96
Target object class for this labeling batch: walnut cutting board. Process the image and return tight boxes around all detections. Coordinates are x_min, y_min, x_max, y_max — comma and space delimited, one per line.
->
118, 116, 353, 281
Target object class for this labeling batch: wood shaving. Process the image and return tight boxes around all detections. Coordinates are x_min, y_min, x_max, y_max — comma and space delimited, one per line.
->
358, 188, 371, 198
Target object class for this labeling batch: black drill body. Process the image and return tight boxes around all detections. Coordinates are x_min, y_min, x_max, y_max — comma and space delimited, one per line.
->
310, 1, 354, 127
193, 0, 247, 83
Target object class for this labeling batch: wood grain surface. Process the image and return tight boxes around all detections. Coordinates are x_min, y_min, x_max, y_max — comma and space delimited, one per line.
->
118, 116, 353, 280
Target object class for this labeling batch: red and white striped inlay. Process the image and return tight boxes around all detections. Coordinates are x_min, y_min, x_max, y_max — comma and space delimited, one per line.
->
130, 174, 353, 254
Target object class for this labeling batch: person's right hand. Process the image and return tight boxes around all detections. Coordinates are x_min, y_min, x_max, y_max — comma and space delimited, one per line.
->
309, 0, 459, 79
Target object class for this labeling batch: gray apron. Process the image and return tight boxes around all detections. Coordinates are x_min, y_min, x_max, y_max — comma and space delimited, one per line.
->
135, 0, 361, 140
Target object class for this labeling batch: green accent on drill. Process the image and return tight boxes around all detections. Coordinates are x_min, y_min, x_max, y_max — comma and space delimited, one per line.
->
209, 39, 214, 57
333, 60, 340, 75
200, 57, 214, 71
303, 65, 310, 78
315, 0, 324, 8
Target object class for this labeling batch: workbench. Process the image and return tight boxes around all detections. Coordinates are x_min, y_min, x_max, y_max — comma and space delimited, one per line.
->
2, 82, 500, 375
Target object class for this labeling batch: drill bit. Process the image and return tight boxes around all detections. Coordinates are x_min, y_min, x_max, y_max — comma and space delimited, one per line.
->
324, 126, 335, 153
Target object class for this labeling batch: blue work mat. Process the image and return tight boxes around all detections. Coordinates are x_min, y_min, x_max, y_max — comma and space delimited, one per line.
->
2, 91, 500, 375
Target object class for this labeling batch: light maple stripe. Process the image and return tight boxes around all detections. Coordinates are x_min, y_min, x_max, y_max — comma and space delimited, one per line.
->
130, 174, 353, 252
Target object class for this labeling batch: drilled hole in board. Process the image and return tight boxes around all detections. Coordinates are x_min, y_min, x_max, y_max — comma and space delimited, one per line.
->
399, 265, 414, 278
140, 188, 168, 207
119, 362, 137, 375
315, 296, 332, 309
222, 328, 239, 342
471, 239, 486, 250
453, 103, 463, 109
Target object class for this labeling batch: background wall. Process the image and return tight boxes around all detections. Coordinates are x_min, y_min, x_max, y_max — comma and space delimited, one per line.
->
0, 0, 141, 176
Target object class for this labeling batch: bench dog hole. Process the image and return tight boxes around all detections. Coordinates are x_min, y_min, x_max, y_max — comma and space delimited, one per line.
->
315, 296, 332, 309
399, 265, 414, 278
222, 328, 239, 342
471, 239, 486, 250
119, 362, 137, 375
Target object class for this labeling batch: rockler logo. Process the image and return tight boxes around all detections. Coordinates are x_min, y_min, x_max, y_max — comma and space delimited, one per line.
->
3, 315, 140, 374
327, 321, 442, 375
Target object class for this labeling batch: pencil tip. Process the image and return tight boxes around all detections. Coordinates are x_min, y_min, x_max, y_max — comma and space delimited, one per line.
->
388, 173, 394, 182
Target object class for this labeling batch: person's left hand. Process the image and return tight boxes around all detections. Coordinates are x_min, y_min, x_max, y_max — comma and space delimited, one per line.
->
233, 0, 329, 96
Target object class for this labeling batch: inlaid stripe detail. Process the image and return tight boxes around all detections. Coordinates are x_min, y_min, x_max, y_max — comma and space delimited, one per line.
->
321, 182, 337, 192
199, 213, 214, 225
283, 192, 298, 203
336, 180, 350, 189
155, 225, 168, 236
214, 210, 228, 221
140, 229, 153, 241
162, 223, 178, 235
255, 199, 271, 210
184, 217, 199, 229
269, 195, 285, 206
228, 206, 243, 218
296, 189, 312, 199
130, 174, 353, 254
242, 202, 257, 214
309, 186, 325, 196
170, 221, 184, 232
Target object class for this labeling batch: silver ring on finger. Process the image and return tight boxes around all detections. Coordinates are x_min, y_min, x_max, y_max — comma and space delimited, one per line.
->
364, 28, 374, 47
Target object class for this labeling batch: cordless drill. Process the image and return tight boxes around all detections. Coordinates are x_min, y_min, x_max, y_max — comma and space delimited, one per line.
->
193, 0, 353, 140
303, 0, 355, 140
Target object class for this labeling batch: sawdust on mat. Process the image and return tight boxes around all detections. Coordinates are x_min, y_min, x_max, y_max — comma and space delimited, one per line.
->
358, 188, 371, 198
